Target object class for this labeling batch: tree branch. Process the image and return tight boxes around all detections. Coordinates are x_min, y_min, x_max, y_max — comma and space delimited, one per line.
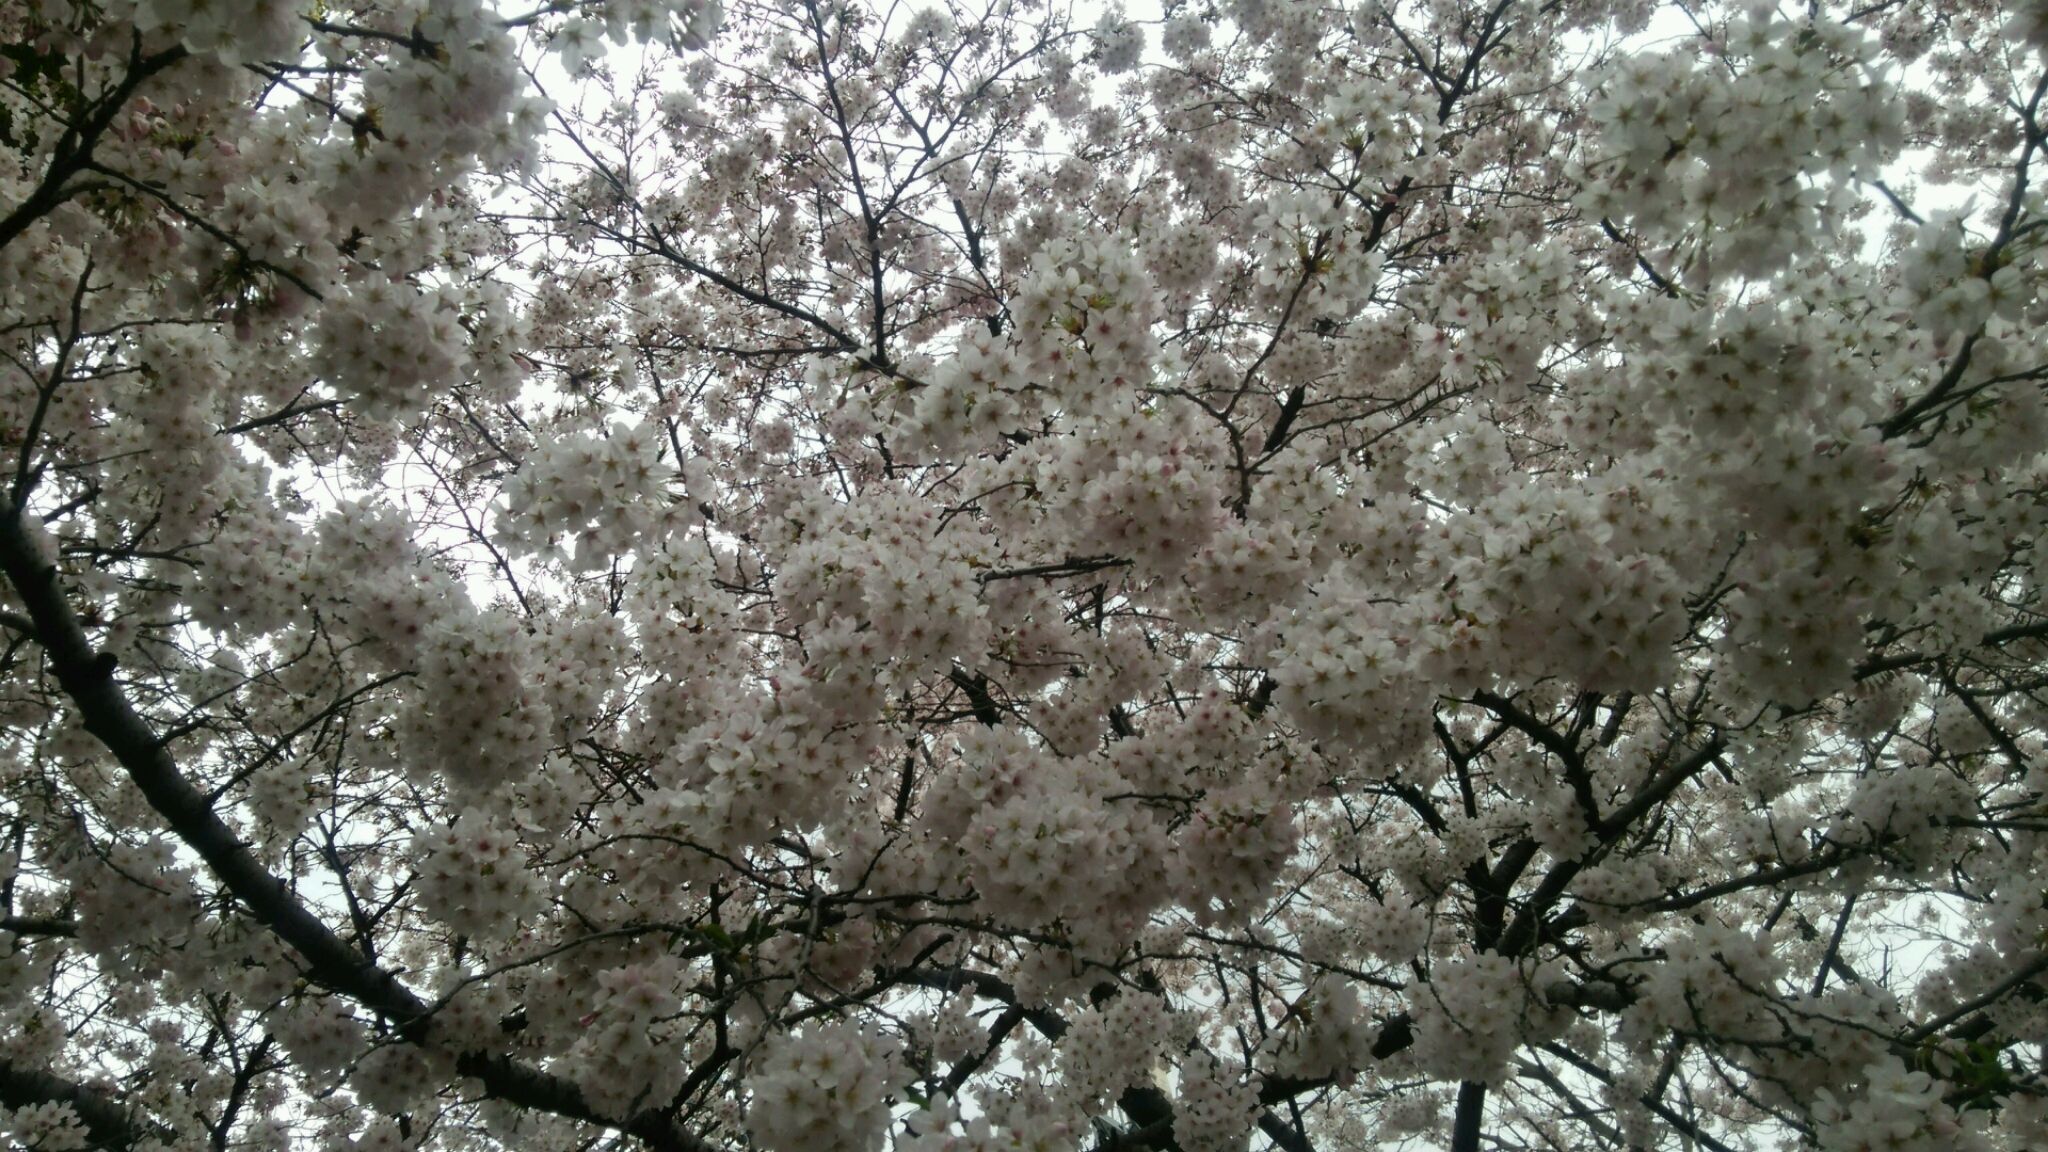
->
0, 505, 719, 1152
0, 1059, 170, 1152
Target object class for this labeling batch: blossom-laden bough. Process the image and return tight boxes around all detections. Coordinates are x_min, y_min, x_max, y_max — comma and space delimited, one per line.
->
3, 1, 2048, 1151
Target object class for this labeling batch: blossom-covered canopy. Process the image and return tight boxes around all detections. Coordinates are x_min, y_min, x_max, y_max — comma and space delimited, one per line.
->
2, 2, 2047, 1151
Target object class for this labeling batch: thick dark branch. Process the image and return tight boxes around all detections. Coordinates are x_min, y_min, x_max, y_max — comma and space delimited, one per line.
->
0, 40, 189, 256
0, 506, 718, 1152
947, 667, 1003, 727
941, 1005, 1025, 1097
1372, 1012, 1415, 1059
1256, 1109, 1315, 1152
1450, 1080, 1486, 1152
884, 965, 1067, 1038
1472, 690, 1600, 827
0, 914, 77, 937
1594, 733, 1727, 842
0, 1059, 170, 1151
978, 555, 1130, 583
1487, 733, 1727, 961
1261, 386, 1305, 453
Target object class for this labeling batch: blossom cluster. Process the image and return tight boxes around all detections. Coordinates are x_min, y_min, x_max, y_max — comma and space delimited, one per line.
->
6, 1, 2048, 1151
0, 1102, 89, 1152
1170, 1053, 1262, 1152
745, 1022, 907, 1152
775, 488, 991, 679
1580, 8, 1905, 280
313, 277, 471, 424
413, 808, 543, 940
1054, 991, 1176, 1115
498, 420, 676, 568
1812, 1058, 1985, 1152
1409, 953, 1548, 1085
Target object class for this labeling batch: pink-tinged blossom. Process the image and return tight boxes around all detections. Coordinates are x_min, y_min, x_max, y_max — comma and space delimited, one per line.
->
1, 1, 2046, 1151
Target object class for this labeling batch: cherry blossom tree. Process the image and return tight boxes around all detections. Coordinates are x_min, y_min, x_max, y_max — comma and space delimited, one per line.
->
5, 0, 2048, 1150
